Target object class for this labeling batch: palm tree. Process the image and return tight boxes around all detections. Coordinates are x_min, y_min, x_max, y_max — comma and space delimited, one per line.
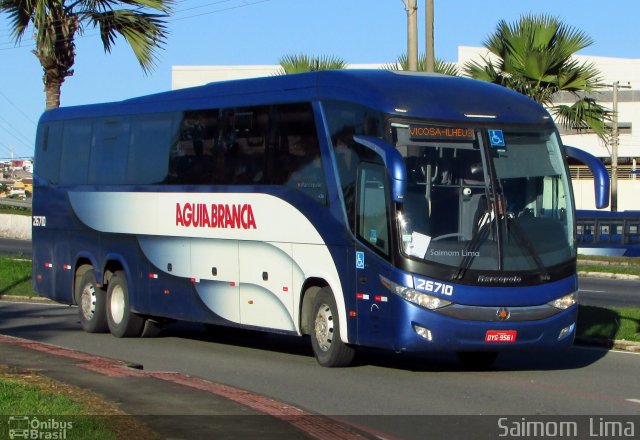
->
385, 53, 459, 76
464, 14, 611, 139
0, 0, 172, 110
277, 54, 346, 74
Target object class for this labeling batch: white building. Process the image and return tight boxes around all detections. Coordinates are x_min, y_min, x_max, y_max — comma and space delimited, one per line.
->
172, 47, 640, 210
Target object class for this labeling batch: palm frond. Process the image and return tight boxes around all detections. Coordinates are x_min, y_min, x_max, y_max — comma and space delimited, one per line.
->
552, 99, 612, 140
465, 13, 611, 140
85, 8, 168, 72
0, 0, 36, 41
277, 54, 346, 75
0, 0, 172, 108
387, 53, 459, 76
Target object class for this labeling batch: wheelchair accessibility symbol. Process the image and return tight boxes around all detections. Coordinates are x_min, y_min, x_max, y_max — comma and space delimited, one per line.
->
356, 251, 365, 269
488, 129, 505, 147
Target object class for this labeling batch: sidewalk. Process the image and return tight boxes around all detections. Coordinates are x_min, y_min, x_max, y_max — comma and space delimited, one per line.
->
0, 335, 372, 440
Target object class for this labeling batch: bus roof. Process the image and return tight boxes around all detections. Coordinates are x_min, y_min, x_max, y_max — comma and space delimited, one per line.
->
40, 69, 551, 125
577, 210, 640, 219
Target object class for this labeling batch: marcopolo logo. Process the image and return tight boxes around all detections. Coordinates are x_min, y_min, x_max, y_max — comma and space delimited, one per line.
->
8, 416, 73, 439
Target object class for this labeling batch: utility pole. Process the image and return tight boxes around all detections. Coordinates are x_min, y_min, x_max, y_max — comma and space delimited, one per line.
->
425, 0, 435, 72
610, 81, 631, 212
402, 0, 418, 71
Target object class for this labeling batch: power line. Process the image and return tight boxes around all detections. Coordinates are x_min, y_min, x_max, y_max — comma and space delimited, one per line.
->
0, 121, 33, 150
0, 91, 37, 126
171, 0, 271, 21
0, 0, 273, 50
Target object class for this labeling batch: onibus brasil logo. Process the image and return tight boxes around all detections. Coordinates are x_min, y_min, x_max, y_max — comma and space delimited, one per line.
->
8, 416, 73, 439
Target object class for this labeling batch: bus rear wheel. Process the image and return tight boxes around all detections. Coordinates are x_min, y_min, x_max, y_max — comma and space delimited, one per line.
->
77, 270, 108, 333
310, 288, 355, 367
106, 271, 145, 338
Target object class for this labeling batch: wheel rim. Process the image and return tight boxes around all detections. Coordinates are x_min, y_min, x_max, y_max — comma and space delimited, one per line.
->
314, 303, 334, 352
110, 285, 125, 325
80, 284, 96, 321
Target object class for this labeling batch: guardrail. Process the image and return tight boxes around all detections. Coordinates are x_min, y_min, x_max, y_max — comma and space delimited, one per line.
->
0, 198, 32, 209
570, 165, 639, 180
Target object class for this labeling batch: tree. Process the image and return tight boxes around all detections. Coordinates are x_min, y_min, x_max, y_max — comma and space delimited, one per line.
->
385, 53, 459, 76
277, 54, 346, 74
0, 0, 172, 110
464, 14, 611, 139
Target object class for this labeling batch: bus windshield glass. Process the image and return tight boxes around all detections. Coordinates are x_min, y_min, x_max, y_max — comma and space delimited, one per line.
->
391, 122, 575, 273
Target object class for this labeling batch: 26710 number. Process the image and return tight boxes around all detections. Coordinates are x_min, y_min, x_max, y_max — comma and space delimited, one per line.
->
32, 216, 46, 227
414, 277, 454, 296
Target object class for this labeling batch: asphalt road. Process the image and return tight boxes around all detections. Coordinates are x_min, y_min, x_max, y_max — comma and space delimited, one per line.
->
1, 301, 639, 439
578, 277, 640, 307
0, 238, 31, 257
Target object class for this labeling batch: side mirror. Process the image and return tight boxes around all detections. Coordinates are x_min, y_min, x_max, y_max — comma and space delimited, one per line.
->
353, 135, 406, 202
564, 145, 609, 209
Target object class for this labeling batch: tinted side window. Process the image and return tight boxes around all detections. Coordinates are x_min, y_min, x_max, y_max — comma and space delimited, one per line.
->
35, 122, 63, 184
224, 107, 268, 185
128, 113, 178, 184
89, 118, 130, 184
60, 120, 93, 184
357, 162, 389, 255
273, 103, 326, 204
323, 101, 384, 226
168, 110, 219, 185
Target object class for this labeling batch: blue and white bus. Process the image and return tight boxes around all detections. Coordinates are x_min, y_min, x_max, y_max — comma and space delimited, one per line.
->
32, 70, 607, 367
576, 210, 640, 257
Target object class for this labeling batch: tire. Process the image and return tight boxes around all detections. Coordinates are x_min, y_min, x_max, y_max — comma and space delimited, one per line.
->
310, 287, 355, 367
106, 271, 144, 338
457, 351, 499, 370
76, 270, 108, 333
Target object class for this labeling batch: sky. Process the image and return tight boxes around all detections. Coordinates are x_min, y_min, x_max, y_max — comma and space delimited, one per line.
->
1, 0, 639, 159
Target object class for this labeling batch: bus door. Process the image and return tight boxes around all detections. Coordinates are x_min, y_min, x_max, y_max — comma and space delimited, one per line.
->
354, 161, 395, 348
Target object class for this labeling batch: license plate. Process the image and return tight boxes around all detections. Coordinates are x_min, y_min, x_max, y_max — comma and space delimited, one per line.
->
485, 330, 517, 343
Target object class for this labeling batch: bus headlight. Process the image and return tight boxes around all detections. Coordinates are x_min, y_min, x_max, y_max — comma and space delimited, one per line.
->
380, 276, 452, 310
548, 293, 577, 310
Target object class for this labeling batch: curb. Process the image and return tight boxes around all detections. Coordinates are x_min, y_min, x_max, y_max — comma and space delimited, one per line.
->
0, 334, 372, 440
575, 336, 640, 353
0, 294, 56, 304
578, 271, 640, 281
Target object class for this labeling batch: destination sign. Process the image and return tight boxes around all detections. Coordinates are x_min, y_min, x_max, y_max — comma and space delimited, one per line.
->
409, 125, 475, 141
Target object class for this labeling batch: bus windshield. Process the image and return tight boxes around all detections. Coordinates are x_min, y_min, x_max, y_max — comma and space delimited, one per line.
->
392, 122, 575, 274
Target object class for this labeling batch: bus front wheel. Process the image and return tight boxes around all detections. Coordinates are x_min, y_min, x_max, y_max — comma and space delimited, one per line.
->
77, 270, 108, 333
310, 288, 355, 367
106, 271, 145, 338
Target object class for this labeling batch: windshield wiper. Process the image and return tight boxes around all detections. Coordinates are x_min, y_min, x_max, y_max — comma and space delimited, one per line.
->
452, 210, 492, 280
505, 215, 549, 278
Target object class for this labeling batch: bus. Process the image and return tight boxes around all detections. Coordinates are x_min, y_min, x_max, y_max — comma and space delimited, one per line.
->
32, 70, 608, 367
576, 210, 640, 257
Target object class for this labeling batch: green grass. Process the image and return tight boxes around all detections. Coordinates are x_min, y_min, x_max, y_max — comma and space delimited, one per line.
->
0, 377, 116, 439
578, 254, 640, 265
578, 264, 640, 277
0, 257, 34, 297
0, 204, 32, 216
577, 255, 640, 277
577, 305, 640, 342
